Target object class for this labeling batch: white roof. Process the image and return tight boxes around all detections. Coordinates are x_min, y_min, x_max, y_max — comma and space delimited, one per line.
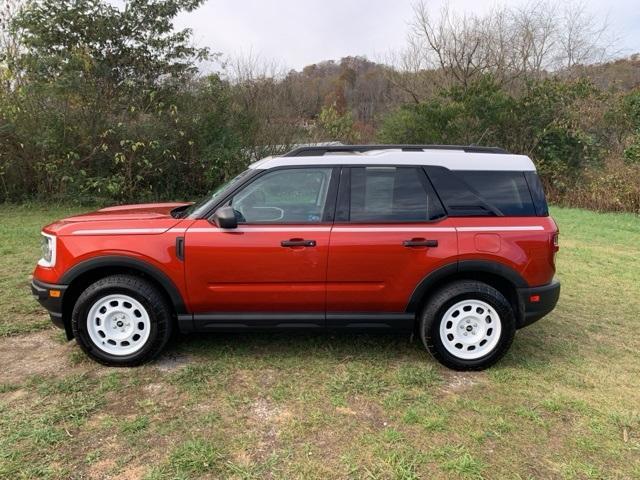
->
249, 149, 536, 171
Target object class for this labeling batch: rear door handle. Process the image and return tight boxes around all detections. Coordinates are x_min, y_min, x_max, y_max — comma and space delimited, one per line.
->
403, 238, 438, 248
281, 239, 316, 247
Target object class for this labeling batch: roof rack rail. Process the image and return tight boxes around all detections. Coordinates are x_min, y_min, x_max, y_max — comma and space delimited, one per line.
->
282, 144, 508, 157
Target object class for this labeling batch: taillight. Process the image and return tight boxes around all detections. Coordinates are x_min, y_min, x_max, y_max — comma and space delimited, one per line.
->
552, 232, 559, 250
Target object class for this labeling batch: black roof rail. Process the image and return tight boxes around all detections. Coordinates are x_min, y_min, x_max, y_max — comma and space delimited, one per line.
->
282, 144, 508, 157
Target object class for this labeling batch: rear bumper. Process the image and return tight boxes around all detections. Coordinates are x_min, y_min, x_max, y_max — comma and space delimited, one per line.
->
31, 278, 69, 334
517, 279, 561, 328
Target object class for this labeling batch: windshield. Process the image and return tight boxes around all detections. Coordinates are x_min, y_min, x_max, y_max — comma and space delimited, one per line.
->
182, 169, 254, 218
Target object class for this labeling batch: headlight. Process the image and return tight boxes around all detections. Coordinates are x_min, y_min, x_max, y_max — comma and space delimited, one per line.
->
38, 232, 56, 267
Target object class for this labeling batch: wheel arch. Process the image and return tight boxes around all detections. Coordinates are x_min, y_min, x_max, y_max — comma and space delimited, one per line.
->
60, 256, 187, 337
406, 260, 527, 321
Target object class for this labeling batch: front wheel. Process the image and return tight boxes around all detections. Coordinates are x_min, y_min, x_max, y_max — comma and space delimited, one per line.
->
419, 280, 516, 371
71, 275, 173, 366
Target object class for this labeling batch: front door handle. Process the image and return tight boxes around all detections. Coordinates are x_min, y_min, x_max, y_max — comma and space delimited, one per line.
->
281, 239, 316, 247
403, 238, 438, 248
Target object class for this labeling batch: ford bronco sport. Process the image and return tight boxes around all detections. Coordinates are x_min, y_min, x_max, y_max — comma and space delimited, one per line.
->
32, 145, 560, 370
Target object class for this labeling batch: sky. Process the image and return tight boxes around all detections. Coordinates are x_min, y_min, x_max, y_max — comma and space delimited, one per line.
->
171, 0, 640, 72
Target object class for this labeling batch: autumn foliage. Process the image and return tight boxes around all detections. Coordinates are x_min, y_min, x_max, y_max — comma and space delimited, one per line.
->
0, 0, 638, 213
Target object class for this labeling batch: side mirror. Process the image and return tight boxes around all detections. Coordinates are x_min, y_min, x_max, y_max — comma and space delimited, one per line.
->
212, 206, 238, 229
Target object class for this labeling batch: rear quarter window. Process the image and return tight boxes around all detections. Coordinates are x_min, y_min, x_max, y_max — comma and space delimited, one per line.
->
523, 171, 549, 216
425, 167, 538, 216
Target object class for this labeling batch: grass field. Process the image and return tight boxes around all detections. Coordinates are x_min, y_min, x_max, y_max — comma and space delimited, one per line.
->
0, 204, 639, 479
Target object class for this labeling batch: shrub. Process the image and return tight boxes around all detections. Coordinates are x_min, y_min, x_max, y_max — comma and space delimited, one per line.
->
0, 0, 254, 203
551, 159, 640, 213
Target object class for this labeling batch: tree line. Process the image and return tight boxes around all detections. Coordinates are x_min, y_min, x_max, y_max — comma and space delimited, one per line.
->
0, 0, 638, 213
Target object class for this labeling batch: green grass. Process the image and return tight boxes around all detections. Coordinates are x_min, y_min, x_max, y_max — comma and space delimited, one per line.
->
0, 204, 639, 478
0, 204, 85, 336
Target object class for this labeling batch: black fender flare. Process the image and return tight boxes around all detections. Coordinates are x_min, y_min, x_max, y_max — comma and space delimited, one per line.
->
405, 260, 528, 313
60, 255, 187, 314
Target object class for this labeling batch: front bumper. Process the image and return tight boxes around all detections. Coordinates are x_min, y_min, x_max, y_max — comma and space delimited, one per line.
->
31, 278, 69, 334
516, 279, 561, 328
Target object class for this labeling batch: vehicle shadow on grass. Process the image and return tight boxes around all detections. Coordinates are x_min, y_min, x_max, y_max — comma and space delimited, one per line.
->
155, 327, 564, 372
167, 331, 424, 362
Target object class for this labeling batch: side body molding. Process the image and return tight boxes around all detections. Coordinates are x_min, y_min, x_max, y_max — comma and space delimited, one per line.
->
59, 255, 188, 314
405, 260, 529, 313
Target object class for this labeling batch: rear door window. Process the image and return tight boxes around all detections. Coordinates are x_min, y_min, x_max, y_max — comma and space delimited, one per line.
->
346, 167, 445, 222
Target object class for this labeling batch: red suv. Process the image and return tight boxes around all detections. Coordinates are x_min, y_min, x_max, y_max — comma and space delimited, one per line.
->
32, 145, 560, 370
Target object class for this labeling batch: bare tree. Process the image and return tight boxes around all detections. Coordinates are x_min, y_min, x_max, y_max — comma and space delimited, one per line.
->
410, 1, 491, 88
556, 1, 616, 71
512, 1, 558, 78
404, 0, 616, 89
383, 44, 443, 103
225, 53, 302, 157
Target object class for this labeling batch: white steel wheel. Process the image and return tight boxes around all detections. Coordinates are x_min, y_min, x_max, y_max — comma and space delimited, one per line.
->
439, 299, 502, 360
86, 294, 151, 356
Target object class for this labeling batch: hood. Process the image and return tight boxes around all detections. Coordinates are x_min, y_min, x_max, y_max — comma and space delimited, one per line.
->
43, 202, 192, 236
62, 202, 191, 222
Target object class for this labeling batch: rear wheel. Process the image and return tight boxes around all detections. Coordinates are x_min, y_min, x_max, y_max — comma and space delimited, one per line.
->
71, 275, 173, 366
419, 280, 516, 370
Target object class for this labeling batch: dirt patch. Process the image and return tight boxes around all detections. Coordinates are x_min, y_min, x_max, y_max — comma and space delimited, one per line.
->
116, 464, 147, 480
335, 399, 388, 429
74, 381, 184, 479
152, 351, 192, 372
335, 406, 358, 416
227, 368, 279, 396
352, 398, 388, 427
141, 381, 184, 408
252, 397, 282, 422
0, 330, 76, 384
228, 368, 252, 392
231, 449, 253, 468
256, 368, 277, 389
0, 388, 28, 403
248, 397, 292, 461
88, 457, 148, 480
438, 372, 485, 395
88, 458, 116, 480
97, 380, 184, 419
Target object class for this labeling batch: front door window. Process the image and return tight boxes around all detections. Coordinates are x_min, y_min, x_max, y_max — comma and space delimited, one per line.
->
230, 168, 334, 223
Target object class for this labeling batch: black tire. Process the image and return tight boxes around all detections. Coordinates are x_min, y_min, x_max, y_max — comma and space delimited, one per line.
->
71, 274, 173, 366
419, 280, 516, 371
